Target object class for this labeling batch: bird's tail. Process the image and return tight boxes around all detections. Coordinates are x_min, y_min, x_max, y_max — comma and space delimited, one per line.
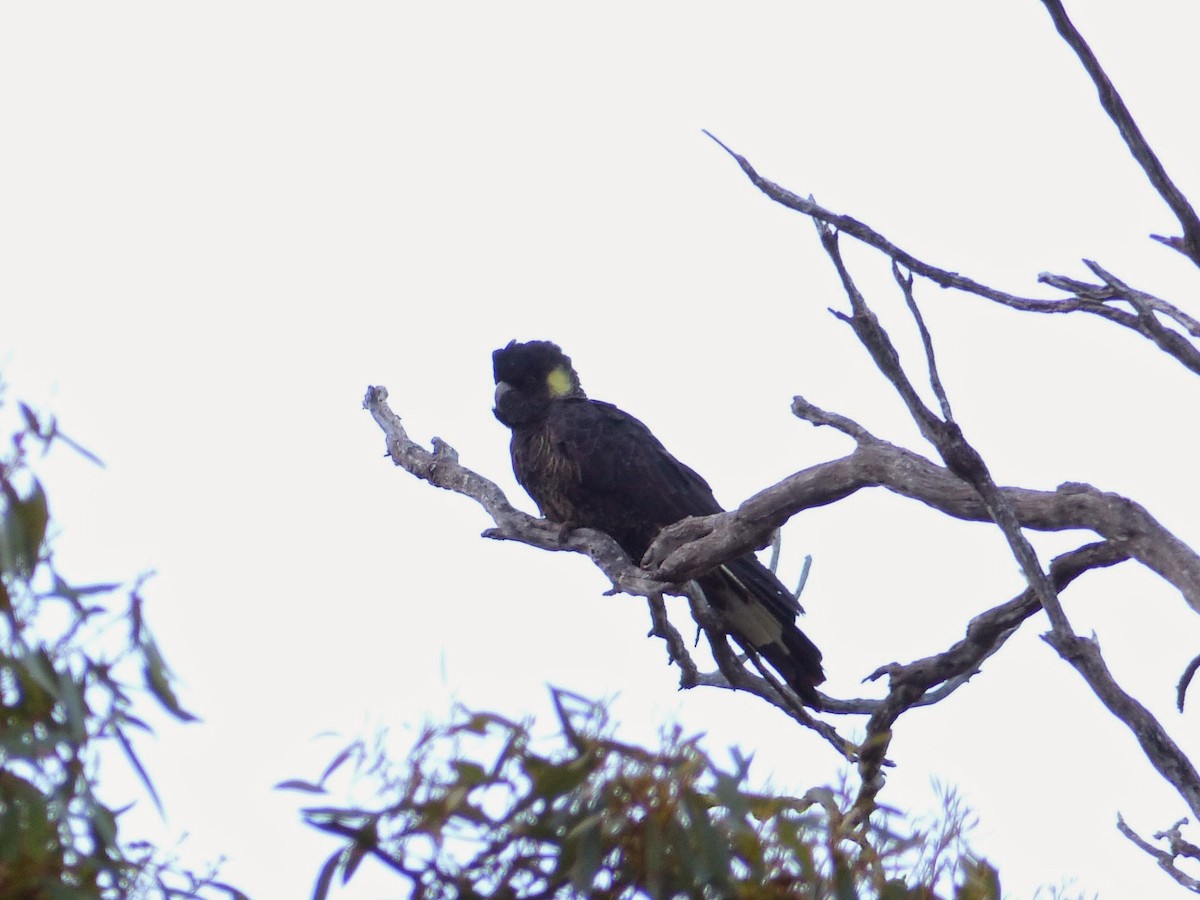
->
697, 555, 825, 707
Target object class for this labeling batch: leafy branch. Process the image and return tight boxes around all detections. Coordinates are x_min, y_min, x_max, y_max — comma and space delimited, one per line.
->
285, 688, 998, 899
0, 394, 239, 899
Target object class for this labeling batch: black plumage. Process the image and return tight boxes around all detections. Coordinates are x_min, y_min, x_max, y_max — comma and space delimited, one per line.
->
492, 339, 825, 706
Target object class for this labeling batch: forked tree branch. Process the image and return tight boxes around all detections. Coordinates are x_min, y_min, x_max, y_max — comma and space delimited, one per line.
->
845, 540, 1130, 821
643, 416, 1200, 614
702, 133, 1200, 377
1118, 815, 1200, 892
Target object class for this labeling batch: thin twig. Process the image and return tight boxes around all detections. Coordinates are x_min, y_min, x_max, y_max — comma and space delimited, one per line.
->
702, 129, 1069, 312
892, 262, 954, 422
645, 594, 700, 689
1178, 654, 1200, 713
794, 555, 812, 601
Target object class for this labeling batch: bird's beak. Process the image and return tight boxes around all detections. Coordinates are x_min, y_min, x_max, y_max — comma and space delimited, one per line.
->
493, 381, 513, 420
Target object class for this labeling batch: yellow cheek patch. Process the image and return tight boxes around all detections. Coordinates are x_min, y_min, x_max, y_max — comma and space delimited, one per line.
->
546, 366, 573, 397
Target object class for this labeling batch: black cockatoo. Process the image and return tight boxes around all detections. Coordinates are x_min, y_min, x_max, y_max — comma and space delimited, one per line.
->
492, 339, 824, 706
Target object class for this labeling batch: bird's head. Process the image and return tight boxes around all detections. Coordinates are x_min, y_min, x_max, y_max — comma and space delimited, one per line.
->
493, 340, 585, 426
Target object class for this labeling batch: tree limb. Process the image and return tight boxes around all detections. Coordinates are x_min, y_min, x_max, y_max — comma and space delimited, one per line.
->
703, 132, 1200, 376
845, 541, 1128, 821
363, 385, 668, 600
644, 417, 1200, 616
1046, 629, 1200, 821
1037, 0, 1200, 268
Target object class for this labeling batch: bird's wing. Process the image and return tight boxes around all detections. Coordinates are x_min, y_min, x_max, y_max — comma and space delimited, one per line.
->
557, 402, 804, 615
545, 398, 822, 699
548, 398, 724, 529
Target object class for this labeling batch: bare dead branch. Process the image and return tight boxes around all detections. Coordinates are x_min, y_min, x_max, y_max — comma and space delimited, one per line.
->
1178, 655, 1200, 714
793, 554, 812, 601
1047, 630, 1200, 820
645, 594, 700, 689
1037, 0, 1200, 268
1081, 260, 1200, 369
701, 129, 1049, 311
1036, 271, 1117, 301
1036, 266, 1200, 369
818, 225, 949, 452
1075, 262, 1200, 335
892, 262, 954, 423
865, 542, 1128, 700
1118, 817, 1200, 893
845, 542, 1128, 813
820, 212, 1200, 825
646, 410, 1200, 616
1154, 818, 1200, 864
363, 385, 668, 599
704, 132, 1200, 376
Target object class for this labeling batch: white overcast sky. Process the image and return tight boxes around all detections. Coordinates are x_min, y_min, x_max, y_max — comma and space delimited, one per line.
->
3, 2, 1200, 897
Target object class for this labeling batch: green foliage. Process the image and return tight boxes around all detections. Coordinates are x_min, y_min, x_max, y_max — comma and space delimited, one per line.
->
286, 690, 999, 900
0, 391, 240, 899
